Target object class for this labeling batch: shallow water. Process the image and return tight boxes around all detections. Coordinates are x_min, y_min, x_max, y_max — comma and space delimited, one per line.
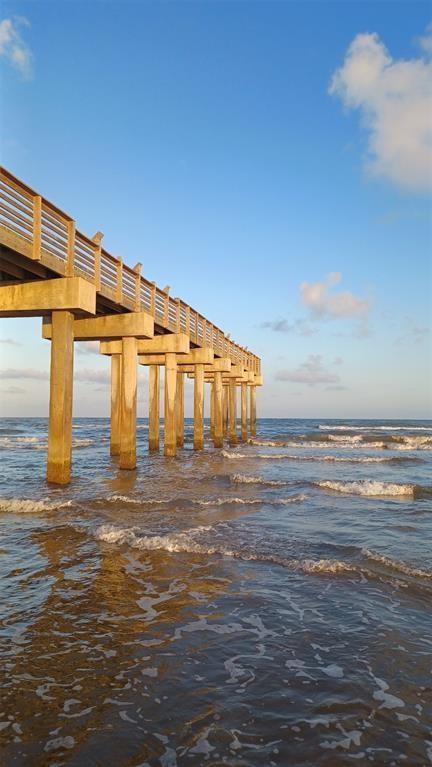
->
1, 417, 431, 766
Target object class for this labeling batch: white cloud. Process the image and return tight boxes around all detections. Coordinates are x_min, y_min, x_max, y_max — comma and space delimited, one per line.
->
275, 355, 342, 387
300, 272, 369, 320
0, 17, 32, 79
329, 28, 432, 192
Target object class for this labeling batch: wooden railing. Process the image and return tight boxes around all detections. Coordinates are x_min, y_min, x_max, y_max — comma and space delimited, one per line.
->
0, 168, 260, 373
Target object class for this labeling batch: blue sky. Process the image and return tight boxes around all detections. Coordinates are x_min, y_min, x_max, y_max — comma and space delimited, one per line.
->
0, 0, 431, 418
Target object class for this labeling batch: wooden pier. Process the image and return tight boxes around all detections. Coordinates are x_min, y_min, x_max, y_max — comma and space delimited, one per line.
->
0, 168, 263, 484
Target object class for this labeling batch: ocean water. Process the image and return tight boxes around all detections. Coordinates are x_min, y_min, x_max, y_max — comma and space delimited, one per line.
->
0, 417, 431, 766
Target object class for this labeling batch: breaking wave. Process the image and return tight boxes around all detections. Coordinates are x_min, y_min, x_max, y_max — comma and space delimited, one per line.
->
315, 480, 415, 497
319, 424, 432, 432
223, 450, 414, 464
0, 497, 74, 513
231, 474, 287, 486
84, 523, 432, 585
105, 493, 305, 507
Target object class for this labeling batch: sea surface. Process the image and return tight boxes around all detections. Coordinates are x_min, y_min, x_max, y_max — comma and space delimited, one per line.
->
0, 417, 431, 766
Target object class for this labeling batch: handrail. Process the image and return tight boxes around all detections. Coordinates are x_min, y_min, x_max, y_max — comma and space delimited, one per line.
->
0, 167, 261, 373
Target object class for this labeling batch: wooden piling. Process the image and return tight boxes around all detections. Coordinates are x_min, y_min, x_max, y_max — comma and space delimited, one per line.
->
250, 385, 257, 437
213, 371, 223, 448
210, 382, 215, 440
176, 370, 184, 447
110, 354, 122, 456
47, 310, 74, 484
223, 385, 229, 438
164, 352, 177, 457
194, 363, 204, 450
119, 336, 137, 470
229, 380, 237, 446
241, 382, 248, 442
149, 364, 160, 452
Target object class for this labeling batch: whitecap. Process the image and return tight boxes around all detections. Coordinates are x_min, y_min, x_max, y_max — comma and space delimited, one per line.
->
0, 497, 73, 513
315, 480, 414, 497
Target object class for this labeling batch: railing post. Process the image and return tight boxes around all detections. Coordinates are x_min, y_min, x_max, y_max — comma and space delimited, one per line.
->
164, 292, 169, 326
175, 298, 181, 332
134, 264, 142, 311
32, 195, 42, 261
150, 281, 156, 316
116, 257, 123, 303
66, 220, 76, 276
92, 231, 103, 291
185, 305, 191, 338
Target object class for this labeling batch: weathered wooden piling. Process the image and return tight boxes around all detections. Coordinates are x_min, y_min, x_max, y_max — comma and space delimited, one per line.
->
47, 311, 74, 484
149, 365, 160, 452
110, 354, 122, 456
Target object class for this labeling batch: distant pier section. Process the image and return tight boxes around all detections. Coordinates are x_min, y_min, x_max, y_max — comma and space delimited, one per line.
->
0, 168, 263, 484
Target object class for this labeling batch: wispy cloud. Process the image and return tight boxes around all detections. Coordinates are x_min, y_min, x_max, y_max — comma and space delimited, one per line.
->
329, 27, 432, 192
300, 272, 370, 320
0, 17, 33, 79
260, 318, 317, 336
0, 338, 22, 346
76, 341, 100, 356
275, 355, 342, 387
395, 316, 431, 345
75, 369, 110, 384
0, 368, 48, 380
1, 385, 26, 394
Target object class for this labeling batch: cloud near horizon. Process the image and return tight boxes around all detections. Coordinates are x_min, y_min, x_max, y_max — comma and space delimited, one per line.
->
0, 17, 33, 79
275, 354, 343, 387
329, 28, 432, 192
300, 272, 370, 321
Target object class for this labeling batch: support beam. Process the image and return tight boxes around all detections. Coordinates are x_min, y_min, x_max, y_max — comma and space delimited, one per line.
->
0, 276, 96, 318
43, 310, 154, 341
164, 352, 177, 457
102, 333, 189, 356
47, 311, 74, 484
241, 382, 248, 443
250, 385, 257, 437
119, 337, 137, 470
149, 365, 160, 452
110, 354, 122, 456
229, 381, 237, 446
194, 363, 205, 450
176, 371, 184, 447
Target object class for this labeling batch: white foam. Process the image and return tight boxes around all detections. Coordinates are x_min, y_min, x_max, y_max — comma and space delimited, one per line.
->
316, 480, 414, 497
231, 474, 287, 486
226, 450, 392, 463
0, 497, 73, 513
319, 424, 432, 432
87, 523, 362, 579
196, 495, 306, 506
